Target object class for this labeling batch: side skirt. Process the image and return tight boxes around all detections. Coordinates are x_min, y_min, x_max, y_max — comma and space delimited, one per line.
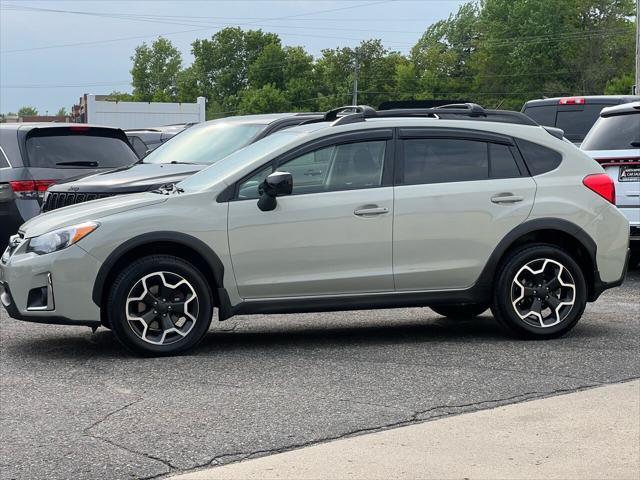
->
217, 286, 490, 320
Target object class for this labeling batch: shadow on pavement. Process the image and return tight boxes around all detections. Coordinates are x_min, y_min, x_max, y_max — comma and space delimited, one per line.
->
4, 310, 612, 361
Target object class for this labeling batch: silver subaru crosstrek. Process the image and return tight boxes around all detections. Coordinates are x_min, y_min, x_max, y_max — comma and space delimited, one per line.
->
0, 104, 630, 356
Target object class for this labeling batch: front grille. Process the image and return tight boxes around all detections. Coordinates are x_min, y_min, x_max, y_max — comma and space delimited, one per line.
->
43, 192, 114, 212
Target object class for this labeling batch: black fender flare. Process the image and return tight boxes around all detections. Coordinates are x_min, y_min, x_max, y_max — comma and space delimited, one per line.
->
475, 217, 598, 292
91, 231, 226, 307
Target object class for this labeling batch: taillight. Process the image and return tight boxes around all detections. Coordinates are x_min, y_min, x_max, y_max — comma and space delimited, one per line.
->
559, 97, 585, 105
9, 180, 55, 199
583, 174, 615, 204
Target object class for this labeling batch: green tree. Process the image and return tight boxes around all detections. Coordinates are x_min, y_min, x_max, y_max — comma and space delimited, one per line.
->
104, 91, 135, 102
604, 73, 635, 94
472, 0, 635, 109
131, 37, 182, 102
410, 2, 479, 101
56, 107, 68, 117
191, 28, 281, 112
18, 106, 38, 116
237, 83, 289, 114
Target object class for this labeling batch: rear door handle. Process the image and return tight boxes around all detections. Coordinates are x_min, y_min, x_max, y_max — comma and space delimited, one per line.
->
491, 193, 524, 204
354, 205, 389, 216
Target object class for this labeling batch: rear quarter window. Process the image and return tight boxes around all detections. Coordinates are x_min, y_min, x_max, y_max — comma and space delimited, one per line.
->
515, 139, 562, 176
24, 129, 138, 169
581, 113, 640, 151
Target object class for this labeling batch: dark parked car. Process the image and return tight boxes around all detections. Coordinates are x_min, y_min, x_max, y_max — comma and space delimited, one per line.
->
0, 123, 139, 249
521, 95, 640, 145
43, 113, 322, 212
126, 123, 194, 158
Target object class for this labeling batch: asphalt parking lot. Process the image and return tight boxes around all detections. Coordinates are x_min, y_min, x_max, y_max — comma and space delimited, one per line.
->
1, 267, 639, 480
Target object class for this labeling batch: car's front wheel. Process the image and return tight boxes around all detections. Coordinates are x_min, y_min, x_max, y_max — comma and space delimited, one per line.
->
107, 255, 213, 356
491, 244, 587, 339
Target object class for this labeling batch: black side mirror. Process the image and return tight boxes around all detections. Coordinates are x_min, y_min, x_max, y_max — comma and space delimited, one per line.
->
257, 171, 293, 212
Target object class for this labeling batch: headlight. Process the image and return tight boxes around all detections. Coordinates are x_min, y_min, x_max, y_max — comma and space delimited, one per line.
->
26, 222, 99, 255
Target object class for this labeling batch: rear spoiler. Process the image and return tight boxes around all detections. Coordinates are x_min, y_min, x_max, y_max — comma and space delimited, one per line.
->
543, 126, 564, 140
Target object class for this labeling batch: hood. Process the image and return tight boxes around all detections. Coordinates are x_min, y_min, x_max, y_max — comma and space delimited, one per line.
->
20, 192, 168, 238
48, 163, 207, 194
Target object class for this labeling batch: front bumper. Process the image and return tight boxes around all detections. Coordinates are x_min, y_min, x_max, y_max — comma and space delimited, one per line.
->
0, 243, 102, 327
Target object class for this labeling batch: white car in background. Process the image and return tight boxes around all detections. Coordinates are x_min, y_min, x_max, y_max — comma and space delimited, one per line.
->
582, 101, 640, 264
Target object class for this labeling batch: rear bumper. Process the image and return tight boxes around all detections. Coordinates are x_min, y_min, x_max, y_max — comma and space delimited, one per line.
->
590, 248, 630, 301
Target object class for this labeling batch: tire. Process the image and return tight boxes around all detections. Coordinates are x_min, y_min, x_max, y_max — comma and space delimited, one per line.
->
107, 255, 214, 356
491, 243, 587, 339
430, 304, 488, 319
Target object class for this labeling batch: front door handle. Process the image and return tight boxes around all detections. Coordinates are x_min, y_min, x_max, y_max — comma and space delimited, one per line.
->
491, 193, 524, 204
354, 205, 389, 216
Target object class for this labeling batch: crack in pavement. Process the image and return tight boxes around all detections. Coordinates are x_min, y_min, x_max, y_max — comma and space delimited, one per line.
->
82, 398, 179, 476
161, 380, 640, 480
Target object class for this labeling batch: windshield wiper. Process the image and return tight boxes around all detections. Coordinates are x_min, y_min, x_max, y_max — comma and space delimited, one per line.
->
152, 183, 184, 195
56, 161, 99, 167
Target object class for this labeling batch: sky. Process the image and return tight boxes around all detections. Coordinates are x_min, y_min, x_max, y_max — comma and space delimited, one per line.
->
0, 0, 466, 115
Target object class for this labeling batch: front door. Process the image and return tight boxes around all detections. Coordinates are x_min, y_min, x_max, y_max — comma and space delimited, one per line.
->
228, 135, 395, 299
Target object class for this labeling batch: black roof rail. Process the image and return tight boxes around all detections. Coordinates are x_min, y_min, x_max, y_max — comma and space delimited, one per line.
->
303, 103, 540, 127
324, 105, 377, 122
435, 103, 486, 116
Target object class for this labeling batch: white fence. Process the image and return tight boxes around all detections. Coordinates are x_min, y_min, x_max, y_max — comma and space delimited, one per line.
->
86, 95, 206, 129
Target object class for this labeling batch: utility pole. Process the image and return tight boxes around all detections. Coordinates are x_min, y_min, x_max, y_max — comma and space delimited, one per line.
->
636, 0, 639, 94
352, 49, 359, 106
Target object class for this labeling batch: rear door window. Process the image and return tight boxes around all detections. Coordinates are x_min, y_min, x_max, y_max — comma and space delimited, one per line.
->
489, 143, 521, 178
402, 138, 488, 185
25, 129, 139, 169
581, 113, 640, 151
400, 138, 521, 185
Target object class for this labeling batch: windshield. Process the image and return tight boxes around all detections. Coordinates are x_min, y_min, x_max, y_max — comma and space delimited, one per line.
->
178, 130, 303, 192
142, 121, 265, 165
581, 113, 640, 151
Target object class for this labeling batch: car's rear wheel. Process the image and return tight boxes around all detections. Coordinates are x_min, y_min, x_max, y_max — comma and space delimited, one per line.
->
107, 255, 213, 356
430, 304, 488, 319
491, 244, 586, 339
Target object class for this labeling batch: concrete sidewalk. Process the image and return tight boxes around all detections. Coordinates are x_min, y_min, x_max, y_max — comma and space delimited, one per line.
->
174, 380, 640, 480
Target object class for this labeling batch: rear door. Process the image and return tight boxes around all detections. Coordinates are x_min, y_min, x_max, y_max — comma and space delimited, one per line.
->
393, 128, 536, 290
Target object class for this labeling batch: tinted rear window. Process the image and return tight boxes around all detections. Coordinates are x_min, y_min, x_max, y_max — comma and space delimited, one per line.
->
516, 139, 562, 175
403, 138, 488, 185
25, 129, 138, 169
581, 113, 640, 151
0, 147, 9, 168
522, 105, 557, 127
555, 104, 608, 142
